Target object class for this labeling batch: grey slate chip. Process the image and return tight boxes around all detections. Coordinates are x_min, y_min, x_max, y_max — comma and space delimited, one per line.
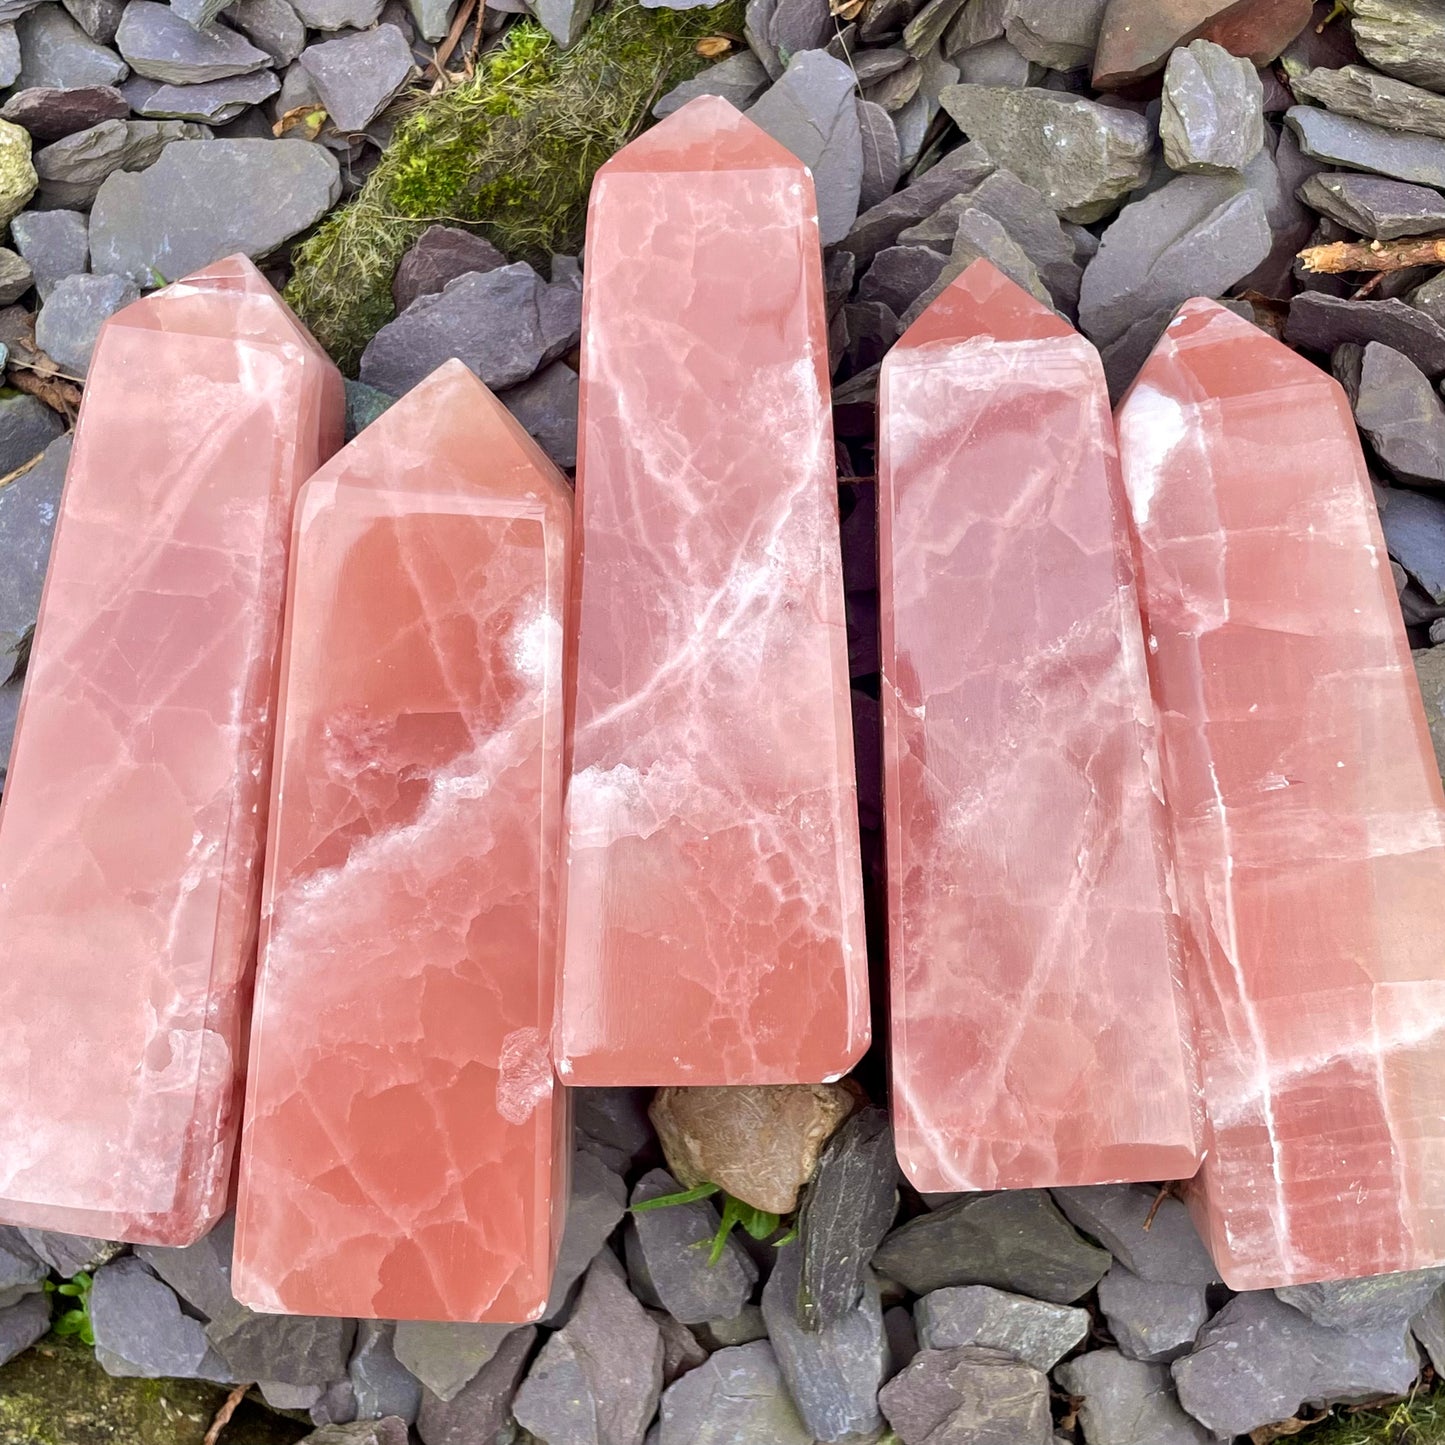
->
1160, 38, 1265, 173
393, 1320, 519, 1404
1095, 1264, 1210, 1365
417, 1325, 534, 1445
1286, 291, 1445, 378
913, 1285, 1089, 1371
35, 271, 137, 374
657, 1341, 812, 1445
1300, 171, 1445, 239
116, 2, 272, 84
299, 25, 413, 133
1052, 1186, 1219, 1286
879, 1345, 1054, 1445
1286, 104, 1445, 189
15, 5, 128, 88
1057, 1349, 1213, 1445
654, 50, 769, 118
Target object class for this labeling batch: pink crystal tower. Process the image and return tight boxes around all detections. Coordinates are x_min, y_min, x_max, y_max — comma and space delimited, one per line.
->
554, 96, 868, 1085
233, 361, 571, 1321
0, 257, 343, 1245
880, 260, 1201, 1192
1118, 299, 1445, 1288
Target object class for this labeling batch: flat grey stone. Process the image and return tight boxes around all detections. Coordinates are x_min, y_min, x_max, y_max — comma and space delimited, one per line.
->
747, 49, 862, 245
360, 262, 580, 396
900, 164, 1082, 309
0, 1292, 50, 1367
1057, 1350, 1211, 1445
762, 1242, 886, 1442
17, 1229, 121, 1277
937, 85, 1152, 222
89, 1257, 231, 1381
529, 0, 593, 47
300, 25, 412, 133
1381, 487, 1445, 600
627, 1168, 756, 1327
0, 1228, 47, 1296
543, 1146, 628, 1320
1051, 1186, 1218, 1287
63, 0, 123, 41
35, 117, 207, 207
0, 0, 43, 26
0, 21, 17, 85
0, 426, 68, 763
138, 1217, 356, 1387
941, 0, 1006, 53
1171, 1291, 1420, 1438
953, 35, 1035, 87
124, 69, 280, 122
857, 97, 900, 211
15, 5, 127, 88
116, 3, 271, 83
914, 1285, 1088, 1371
1300, 170, 1445, 238
1077, 171, 1271, 349
838, 137, 994, 267
499, 359, 578, 471
90, 139, 341, 285
857, 243, 948, 314
1161, 38, 1264, 173
349, 1322, 422, 1425
1410, 1283, 1445, 1372
225, 0, 304, 63
658, 1340, 811, 1445
210, 1311, 358, 1389
768, 0, 828, 56
416, 1325, 533, 1445
35, 270, 136, 374
1414, 270, 1445, 325
405, 0, 454, 43
0, 84, 127, 140
1293, 62, 1445, 141
1286, 104, 1445, 189
307, 1425, 408, 1445
574, 1087, 653, 1172
863, 58, 921, 114
1342, 340, 1445, 484
393, 1321, 518, 1403
1002, 0, 1106, 70
291, 0, 383, 25
796, 1106, 898, 1333
849, 46, 913, 85
874, 1191, 1109, 1303
261, 1383, 324, 1410
172, 0, 230, 28
308, 1381, 359, 1428
1350, 0, 1445, 92
903, 204, 1051, 322
391, 222, 507, 312
1286, 291, 1445, 378
879, 1345, 1053, 1445
654, 50, 768, 118
1278, 1267, 1445, 1330
1095, 1264, 1209, 1365
695, 1304, 768, 1350
0, 247, 30, 303
513, 1252, 663, 1445
652, 1312, 707, 1385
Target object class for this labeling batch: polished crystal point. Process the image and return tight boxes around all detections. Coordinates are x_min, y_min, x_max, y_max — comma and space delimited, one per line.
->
880, 260, 1202, 1193
1118, 298, 1445, 1289
555, 96, 869, 1086
233, 360, 571, 1321
0, 256, 344, 1246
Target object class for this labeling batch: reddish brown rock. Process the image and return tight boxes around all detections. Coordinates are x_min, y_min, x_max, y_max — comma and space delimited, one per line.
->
1092, 0, 1313, 88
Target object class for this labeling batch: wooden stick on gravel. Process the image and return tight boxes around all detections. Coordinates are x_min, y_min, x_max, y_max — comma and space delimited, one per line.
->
1298, 235, 1445, 274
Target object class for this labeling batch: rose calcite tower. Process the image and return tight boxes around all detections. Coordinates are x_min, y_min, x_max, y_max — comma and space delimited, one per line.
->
554, 95, 869, 1085
0, 257, 343, 1246
879, 259, 1201, 1193
1118, 298, 1445, 1289
233, 360, 571, 1321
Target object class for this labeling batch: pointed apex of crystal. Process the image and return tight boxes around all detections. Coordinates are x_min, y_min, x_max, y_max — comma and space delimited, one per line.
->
1128, 297, 1329, 405
339, 359, 572, 506
112, 252, 330, 363
892, 259, 1076, 352
599, 94, 808, 175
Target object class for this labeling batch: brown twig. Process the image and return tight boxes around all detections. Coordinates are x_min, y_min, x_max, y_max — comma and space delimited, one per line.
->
202, 1383, 252, 1445
1297, 235, 1445, 274
430, 0, 479, 79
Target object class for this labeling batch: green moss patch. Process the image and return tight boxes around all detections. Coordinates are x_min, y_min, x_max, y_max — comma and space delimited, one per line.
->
286, 0, 744, 371
1300, 1390, 1445, 1445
